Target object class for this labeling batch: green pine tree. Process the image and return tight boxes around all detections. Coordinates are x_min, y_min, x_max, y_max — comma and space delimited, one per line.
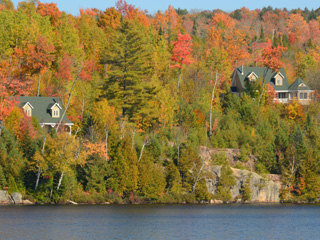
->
101, 18, 156, 122
0, 165, 7, 189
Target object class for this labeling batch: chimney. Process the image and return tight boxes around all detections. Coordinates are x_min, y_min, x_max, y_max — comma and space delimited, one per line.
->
241, 65, 244, 75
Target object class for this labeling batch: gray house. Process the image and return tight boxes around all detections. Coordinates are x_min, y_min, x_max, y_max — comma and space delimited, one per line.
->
230, 66, 314, 105
18, 96, 73, 133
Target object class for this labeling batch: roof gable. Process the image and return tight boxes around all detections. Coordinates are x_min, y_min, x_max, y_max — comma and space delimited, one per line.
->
247, 72, 258, 79
22, 102, 34, 109
289, 77, 313, 91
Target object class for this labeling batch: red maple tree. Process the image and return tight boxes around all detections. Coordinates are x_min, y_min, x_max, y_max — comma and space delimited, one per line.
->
170, 31, 193, 91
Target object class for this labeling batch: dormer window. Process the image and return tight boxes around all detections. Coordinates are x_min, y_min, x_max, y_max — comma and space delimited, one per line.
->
22, 102, 34, 117
248, 72, 258, 81
274, 72, 284, 86
50, 102, 62, 118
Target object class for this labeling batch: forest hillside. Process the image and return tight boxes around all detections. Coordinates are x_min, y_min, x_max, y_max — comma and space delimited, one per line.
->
0, 0, 320, 203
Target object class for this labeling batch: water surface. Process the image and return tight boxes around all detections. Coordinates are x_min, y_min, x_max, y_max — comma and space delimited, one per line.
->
0, 204, 319, 239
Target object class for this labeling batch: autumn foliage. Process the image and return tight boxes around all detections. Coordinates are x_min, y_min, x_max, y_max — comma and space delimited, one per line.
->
257, 40, 287, 71
1, 1, 320, 203
170, 32, 193, 69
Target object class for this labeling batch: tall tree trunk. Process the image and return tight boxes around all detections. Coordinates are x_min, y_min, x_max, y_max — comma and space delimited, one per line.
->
192, 157, 206, 193
138, 143, 145, 163
35, 169, 41, 191
209, 72, 218, 138
35, 136, 46, 191
0, 120, 3, 137
258, 68, 268, 106
177, 144, 180, 166
57, 172, 64, 190
177, 67, 181, 93
56, 66, 82, 132
132, 127, 135, 149
105, 127, 109, 161
37, 67, 41, 97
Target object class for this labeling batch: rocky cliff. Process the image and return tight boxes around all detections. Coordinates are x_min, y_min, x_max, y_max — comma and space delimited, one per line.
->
200, 147, 281, 203
205, 166, 280, 203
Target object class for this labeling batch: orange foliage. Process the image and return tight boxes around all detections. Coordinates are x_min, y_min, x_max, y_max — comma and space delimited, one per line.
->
212, 12, 236, 29
37, 2, 62, 27
116, 0, 149, 27
97, 7, 121, 30
80, 8, 97, 17
165, 6, 182, 33
265, 83, 277, 105
83, 140, 107, 160
286, 13, 309, 44
209, 12, 250, 67
256, 40, 287, 72
193, 109, 205, 126
79, 59, 96, 81
0, 61, 31, 121
153, 11, 167, 32
285, 101, 303, 120
56, 54, 73, 82
309, 20, 320, 46
26, 35, 55, 72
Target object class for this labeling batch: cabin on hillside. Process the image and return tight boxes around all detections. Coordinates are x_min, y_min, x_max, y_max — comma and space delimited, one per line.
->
18, 96, 73, 134
230, 66, 314, 105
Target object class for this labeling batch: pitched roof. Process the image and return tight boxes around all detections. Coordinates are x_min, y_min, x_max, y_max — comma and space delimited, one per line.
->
232, 67, 289, 91
288, 77, 313, 91
18, 96, 73, 125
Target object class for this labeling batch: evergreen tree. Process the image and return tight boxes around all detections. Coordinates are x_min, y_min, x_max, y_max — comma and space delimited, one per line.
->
215, 160, 236, 202
192, 18, 198, 36
101, 18, 155, 122
0, 165, 7, 189
260, 25, 265, 41
107, 136, 139, 196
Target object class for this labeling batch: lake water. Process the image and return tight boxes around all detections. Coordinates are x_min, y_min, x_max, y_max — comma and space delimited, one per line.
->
0, 204, 319, 240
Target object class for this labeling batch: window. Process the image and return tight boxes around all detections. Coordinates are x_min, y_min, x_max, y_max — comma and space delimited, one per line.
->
299, 92, 308, 99
278, 93, 287, 99
276, 78, 282, 86
53, 110, 59, 117
26, 109, 31, 117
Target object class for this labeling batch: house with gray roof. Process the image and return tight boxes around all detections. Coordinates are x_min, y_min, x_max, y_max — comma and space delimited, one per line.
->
230, 66, 314, 105
18, 96, 73, 133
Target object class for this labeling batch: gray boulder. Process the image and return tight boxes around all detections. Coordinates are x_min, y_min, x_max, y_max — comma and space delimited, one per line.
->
11, 192, 22, 204
0, 190, 13, 204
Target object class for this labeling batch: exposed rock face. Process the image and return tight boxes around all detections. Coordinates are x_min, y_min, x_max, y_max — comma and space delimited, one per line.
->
200, 146, 256, 171
206, 165, 280, 203
0, 190, 30, 205
0, 190, 11, 204
11, 192, 22, 204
